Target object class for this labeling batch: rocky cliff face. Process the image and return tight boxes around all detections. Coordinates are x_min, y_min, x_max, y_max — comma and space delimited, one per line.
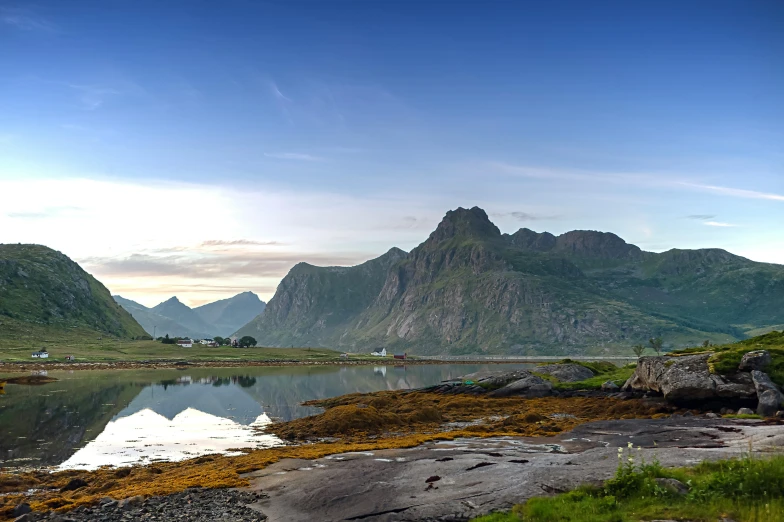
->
237, 247, 407, 346
236, 207, 784, 354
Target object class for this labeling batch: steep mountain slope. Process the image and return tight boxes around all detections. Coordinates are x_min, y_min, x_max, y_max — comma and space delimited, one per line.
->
0, 244, 146, 338
236, 207, 784, 355
194, 291, 266, 335
113, 296, 199, 339
237, 248, 407, 346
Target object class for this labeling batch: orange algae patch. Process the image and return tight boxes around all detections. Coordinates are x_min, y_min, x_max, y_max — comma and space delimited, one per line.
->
0, 393, 676, 519
270, 391, 675, 440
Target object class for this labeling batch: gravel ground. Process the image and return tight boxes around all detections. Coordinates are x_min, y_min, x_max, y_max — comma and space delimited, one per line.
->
14, 488, 267, 522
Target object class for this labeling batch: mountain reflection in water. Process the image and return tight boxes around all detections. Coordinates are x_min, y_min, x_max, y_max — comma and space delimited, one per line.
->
0, 363, 531, 469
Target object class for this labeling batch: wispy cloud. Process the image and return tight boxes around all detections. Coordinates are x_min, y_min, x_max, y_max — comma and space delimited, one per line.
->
66, 84, 122, 110
200, 239, 284, 247
8, 206, 84, 220
492, 211, 557, 222
81, 251, 373, 280
263, 152, 326, 162
676, 182, 784, 203
269, 81, 291, 102
686, 214, 716, 220
492, 162, 784, 203
0, 7, 55, 32
703, 221, 738, 228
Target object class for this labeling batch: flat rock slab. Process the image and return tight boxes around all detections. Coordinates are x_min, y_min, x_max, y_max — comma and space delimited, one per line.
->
246, 418, 783, 522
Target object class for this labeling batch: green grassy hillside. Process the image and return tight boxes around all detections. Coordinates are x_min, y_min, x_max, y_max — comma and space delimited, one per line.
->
0, 244, 146, 338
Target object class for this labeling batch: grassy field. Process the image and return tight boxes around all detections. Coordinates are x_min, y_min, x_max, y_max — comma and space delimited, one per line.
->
534, 360, 636, 391
472, 453, 784, 522
0, 317, 345, 363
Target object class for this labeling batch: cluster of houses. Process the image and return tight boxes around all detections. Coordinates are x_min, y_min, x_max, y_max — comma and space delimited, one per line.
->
31, 350, 76, 361
174, 337, 238, 348
369, 348, 407, 360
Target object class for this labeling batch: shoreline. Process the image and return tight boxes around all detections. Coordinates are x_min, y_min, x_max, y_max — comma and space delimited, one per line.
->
2, 378, 783, 520
0, 358, 625, 372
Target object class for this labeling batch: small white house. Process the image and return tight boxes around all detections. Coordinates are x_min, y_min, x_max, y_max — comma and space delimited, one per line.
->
370, 348, 387, 357
32, 350, 49, 358
176, 339, 193, 348
200, 339, 214, 345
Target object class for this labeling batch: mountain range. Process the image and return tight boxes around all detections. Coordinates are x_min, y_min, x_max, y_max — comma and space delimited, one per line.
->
236, 206, 784, 355
114, 292, 266, 339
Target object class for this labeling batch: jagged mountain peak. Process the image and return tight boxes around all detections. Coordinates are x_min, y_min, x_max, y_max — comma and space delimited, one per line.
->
427, 206, 501, 244
384, 247, 407, 257
553, 230, 644, 260
507, 228, 557, 251
232, 205, 784, 355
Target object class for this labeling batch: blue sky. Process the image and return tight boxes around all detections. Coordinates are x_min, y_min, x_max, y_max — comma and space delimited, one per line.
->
1, 1, 782, 306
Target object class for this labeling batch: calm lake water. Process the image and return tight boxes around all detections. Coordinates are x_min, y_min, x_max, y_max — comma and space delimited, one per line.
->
0, 363, 531, 470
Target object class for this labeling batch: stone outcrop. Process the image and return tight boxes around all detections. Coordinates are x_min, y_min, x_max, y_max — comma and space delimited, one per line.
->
623, 351, 781, 413
601, 381, 620, 392
534, 363, 594, 382
739, 350, 772, 371
427, 369, 554, 398
487, 374, 553, 398
622, 354, 756, 403
460, 369, 534, 389
757, 390, 782, 417
752, 370, 783, 416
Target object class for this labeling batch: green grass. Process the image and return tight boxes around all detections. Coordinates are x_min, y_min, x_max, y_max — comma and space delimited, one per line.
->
471, 453, 784, 522
537, 359, 636, 391
671, 330, 784, 386
0, 317, 348, 362
0, 244, 147, 338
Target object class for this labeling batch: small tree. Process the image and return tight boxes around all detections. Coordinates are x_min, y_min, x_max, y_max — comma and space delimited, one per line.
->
702, 339, 711, 348
648, 337, 664, 356
632, 344, 646, 359
214, 336, 225, 345
238, 336, 257, 348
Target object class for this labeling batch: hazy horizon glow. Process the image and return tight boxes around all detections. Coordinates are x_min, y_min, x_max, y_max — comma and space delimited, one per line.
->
1, 1, 782, 307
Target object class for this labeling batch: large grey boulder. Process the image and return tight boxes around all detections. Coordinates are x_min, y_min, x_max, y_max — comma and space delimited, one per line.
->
758, 390, 782, 417
460, 370, 535, 389
739, 350, 771, 372
751, 371, 783, 416
622, 354, 756, 403
751, 370, 780, 395
488, 374, 553, 398
534, 363, 594, 382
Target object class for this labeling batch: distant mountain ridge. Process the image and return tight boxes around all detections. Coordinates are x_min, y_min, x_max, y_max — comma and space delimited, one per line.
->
0, 244, 146, 338
114, 292, 266, 339
194, 291, 266, 335
236, 206, 784, 355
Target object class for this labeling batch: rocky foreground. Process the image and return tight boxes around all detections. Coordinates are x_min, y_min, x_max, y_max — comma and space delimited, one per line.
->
11, 490, 267, 522
11, 416, 780, 522
245, 416, 782, 521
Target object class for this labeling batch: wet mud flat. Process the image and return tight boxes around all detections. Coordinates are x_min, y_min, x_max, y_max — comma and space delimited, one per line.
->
245, 417, 784, 522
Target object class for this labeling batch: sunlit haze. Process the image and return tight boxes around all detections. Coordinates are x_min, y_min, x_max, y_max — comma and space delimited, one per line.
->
1, 1, 782, 307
